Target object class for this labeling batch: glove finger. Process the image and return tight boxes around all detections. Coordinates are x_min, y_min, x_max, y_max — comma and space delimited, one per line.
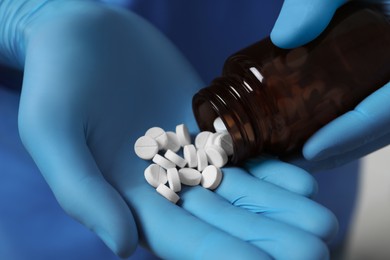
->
180, 185, 329, 260
244, 156, 318, 197
125, 186, 270, 260
18, 108, 137, 258
299, 132, 390, 171
271, 0, 346, 48
304, 82, 390, 161
214, 167, 338, 242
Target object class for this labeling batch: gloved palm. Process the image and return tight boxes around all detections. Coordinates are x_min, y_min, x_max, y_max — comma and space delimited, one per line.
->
271, 0, 390, 170
8, 1, 337, 259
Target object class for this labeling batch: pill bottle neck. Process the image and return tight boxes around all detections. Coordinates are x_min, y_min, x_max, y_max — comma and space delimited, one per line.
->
192, 74, 270, 164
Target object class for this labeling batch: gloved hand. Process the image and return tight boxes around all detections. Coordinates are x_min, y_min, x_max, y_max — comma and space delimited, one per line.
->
271, 0, 390, 170
2, 0, 337, 259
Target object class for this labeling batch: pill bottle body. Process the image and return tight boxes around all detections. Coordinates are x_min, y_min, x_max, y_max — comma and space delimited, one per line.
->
192, 3, 390, 164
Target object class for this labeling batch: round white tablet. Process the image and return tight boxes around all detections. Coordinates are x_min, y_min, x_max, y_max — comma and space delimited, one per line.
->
201, 165, 223, 190
156, 184, 180, 204
144, 164, 167, 188
194, 131, 213, 149
213, 117, 227, 133
197, 149, 208, 172
145, 127, 168, 150
176, 124, 191, 146
152, 154, 176, 170
205, 145, 228, 168
134, 136, 159, 160
214, 132, 234, 156
183, 144, 198, 168
178, 168, 202, 186
167, 168, 181, 192
164, 149, 187, 168
165, 131, 181, 152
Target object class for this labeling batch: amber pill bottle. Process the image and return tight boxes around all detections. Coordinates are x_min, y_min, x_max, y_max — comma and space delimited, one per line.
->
192, 3, 390, 164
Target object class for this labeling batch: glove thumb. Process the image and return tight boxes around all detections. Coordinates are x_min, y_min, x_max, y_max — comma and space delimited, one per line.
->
271, 0, 347, 48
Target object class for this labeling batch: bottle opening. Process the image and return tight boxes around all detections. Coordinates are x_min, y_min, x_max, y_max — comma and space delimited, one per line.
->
192, 86, 260, 164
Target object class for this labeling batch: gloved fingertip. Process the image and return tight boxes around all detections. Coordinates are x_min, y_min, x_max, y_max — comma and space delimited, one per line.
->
270, 13, 328, 49
246, 156, 319, 197
94, 226, 137, 258
270, 26, 302, 49
289, 168, 319, 198
271, 0, 346, 49
319, 208, 339, 243
94, 227, 118, 253
302, 148, 320, 161
306, 175, 319, 198
303, 142, 334, 162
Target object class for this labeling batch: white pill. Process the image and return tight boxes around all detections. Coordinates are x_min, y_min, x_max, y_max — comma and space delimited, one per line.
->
197, 149, 208, 172
201, 165, 223, 190
178, 168, 202, 186
176, 124, 191, 146
145, 127, 168, 150
165, 131, 181, 152
134, 136, 159, 160
156, 184, 180, 204
183, 144, 198, 168
167, 168, 181, 192
205, 132, 221, 147
213, 117, 227, 133
144, 164, 167, 188
152, 154, 176, 170
214, 132, 234, 156
194, 131, 213, 149
205, 145, 228, 168
164, 149, 187, 168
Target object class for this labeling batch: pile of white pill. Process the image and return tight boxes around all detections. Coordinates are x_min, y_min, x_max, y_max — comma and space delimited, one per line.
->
134, 118, 233, 204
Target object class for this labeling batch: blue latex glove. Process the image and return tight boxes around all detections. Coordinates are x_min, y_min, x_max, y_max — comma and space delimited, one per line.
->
271, 0, 390, 170
1, 0, 337, 259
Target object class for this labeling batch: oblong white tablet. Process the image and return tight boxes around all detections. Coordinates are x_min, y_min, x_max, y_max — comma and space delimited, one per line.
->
213, 117, 227, 133
145, 127, 168, 150
156, 184, 180, 204
167, 168, 181, 192
144, 164, 167, 188
176, 124, 191, 147
214, 132, 234, 156
194, 131, 213, 149
197, 149, 208, 172
201, 165, 223, 190
205, 145, 228, 168
152, 154, 176, 170
134, 136, 159, 160
178, 168, 202, 186
165, 131, 181, 152
183, 144, 197, 168
164, 149, 187, 168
